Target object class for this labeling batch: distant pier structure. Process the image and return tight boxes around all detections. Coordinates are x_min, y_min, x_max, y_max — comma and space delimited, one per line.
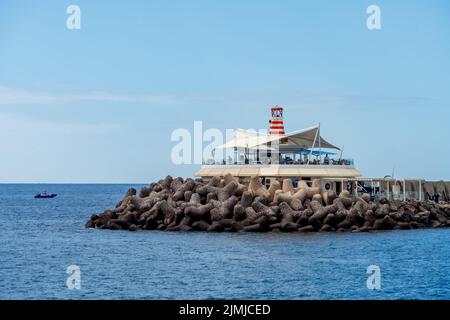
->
196, 106, 450, 202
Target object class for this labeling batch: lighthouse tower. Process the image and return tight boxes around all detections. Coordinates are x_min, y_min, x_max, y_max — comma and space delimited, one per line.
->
269, 106, 286, 136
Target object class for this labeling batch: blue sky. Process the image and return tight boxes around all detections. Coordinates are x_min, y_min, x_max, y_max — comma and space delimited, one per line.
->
0, 0, 449, 183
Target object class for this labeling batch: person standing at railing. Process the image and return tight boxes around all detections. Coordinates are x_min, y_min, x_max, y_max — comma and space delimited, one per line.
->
433, 193, 440, 203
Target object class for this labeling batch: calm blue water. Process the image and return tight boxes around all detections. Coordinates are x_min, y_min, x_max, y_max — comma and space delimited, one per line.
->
0, 184, 449, 299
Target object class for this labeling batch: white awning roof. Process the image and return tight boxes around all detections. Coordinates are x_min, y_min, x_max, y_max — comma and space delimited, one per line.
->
278, 125, 339, 149
215, 129, 273, 150
215, 125, 340, 150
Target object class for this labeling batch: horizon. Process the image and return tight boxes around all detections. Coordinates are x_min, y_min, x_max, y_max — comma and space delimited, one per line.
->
1, 0, 449, 183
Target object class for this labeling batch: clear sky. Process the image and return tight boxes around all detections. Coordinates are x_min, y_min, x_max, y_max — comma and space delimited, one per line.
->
0, 0, 449, 183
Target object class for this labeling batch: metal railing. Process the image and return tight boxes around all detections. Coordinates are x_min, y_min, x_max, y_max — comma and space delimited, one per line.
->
202, 158, 354, 166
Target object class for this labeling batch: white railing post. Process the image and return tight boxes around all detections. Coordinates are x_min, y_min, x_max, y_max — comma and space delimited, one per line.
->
419, 180, 422, 201
387, 180, 390, 200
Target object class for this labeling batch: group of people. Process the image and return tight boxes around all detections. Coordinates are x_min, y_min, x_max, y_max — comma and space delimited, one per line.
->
278, 154, 350, 166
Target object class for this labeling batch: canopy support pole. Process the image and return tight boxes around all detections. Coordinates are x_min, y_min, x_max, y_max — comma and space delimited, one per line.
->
307, 125, 320, 165
318, 123, 322, 163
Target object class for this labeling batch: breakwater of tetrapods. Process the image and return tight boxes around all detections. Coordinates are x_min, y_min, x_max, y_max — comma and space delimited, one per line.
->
86, 175, 450, 233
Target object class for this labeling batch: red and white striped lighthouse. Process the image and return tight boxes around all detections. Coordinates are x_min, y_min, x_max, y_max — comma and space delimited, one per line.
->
269, 106, 286, 136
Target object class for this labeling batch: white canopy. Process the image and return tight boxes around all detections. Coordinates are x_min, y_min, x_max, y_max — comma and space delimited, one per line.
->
281, 125, 340, 149
215, 125, 340, 150
215, 129, 275, 150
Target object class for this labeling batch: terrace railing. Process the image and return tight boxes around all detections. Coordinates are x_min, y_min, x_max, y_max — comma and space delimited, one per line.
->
202, 158, 355, 167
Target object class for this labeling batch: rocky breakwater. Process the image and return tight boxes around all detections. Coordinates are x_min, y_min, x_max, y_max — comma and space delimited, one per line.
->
85, 174, 450, 233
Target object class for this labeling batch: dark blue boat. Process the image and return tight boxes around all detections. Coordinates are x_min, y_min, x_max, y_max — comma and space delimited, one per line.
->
34, 191, 57, 199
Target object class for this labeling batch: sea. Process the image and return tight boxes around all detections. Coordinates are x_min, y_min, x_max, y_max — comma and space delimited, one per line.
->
0, 184, 449, 299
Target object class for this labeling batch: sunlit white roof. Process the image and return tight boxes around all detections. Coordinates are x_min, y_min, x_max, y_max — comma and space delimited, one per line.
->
215, 125, 339, 150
